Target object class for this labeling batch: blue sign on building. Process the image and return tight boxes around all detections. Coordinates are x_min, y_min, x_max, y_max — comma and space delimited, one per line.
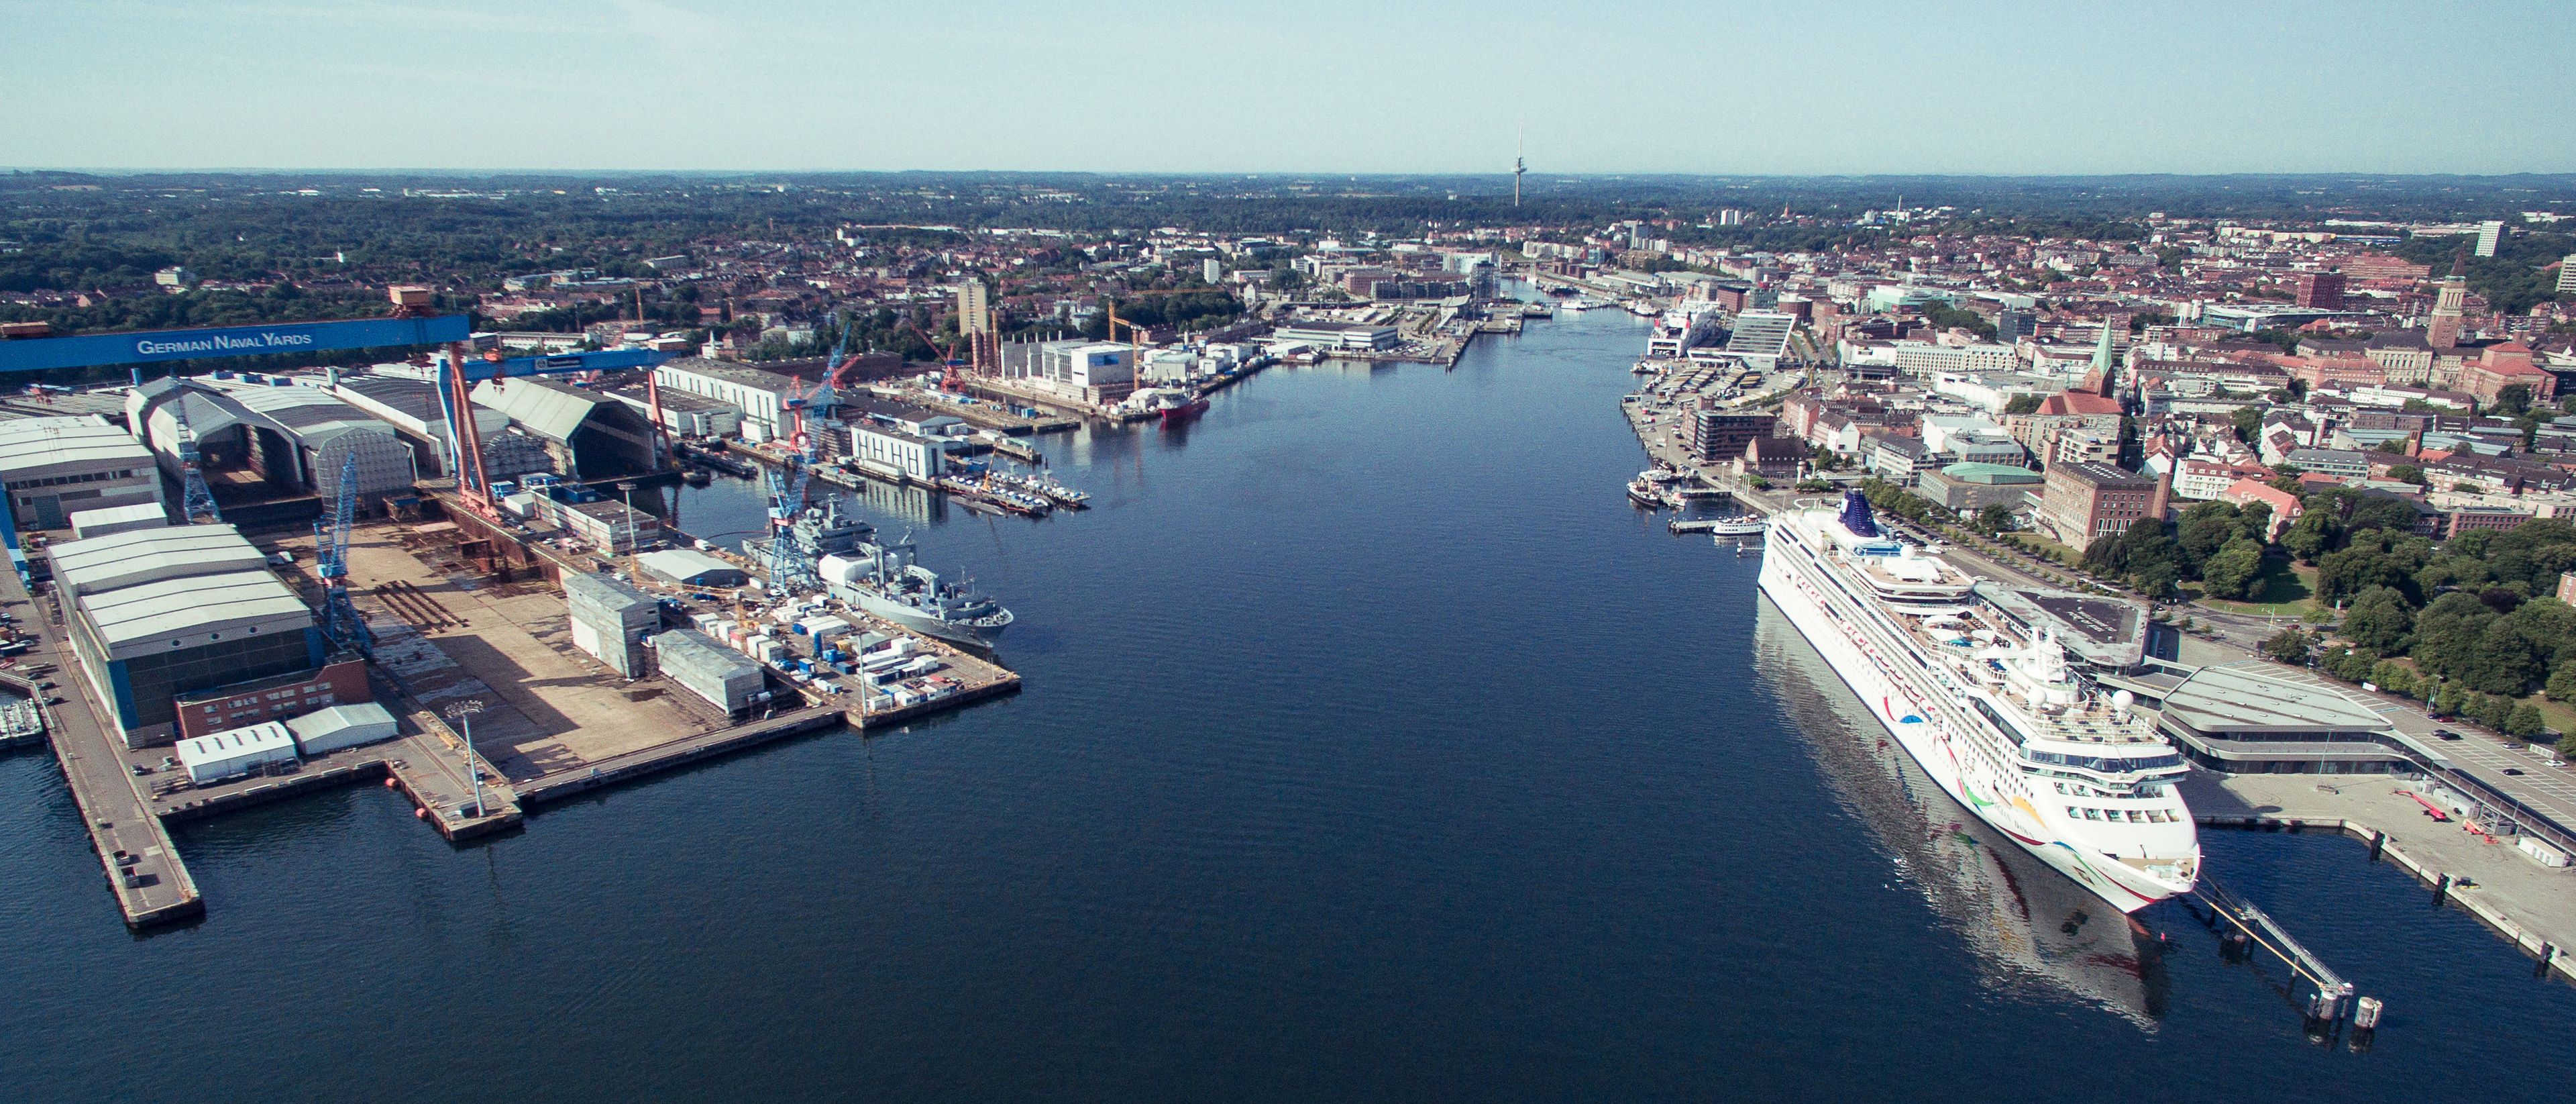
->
0, 315, 472, 374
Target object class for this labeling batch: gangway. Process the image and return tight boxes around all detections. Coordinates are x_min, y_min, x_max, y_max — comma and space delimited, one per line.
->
2188, 876, 2375, 1036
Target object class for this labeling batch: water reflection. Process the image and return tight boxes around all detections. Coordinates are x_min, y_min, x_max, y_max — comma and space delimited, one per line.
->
1755, 595, 2173, 1026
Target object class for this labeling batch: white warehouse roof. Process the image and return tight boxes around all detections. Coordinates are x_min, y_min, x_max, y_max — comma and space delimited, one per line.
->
67, 502, 170, 540
49, 523, 270, 598
470, 378, 620, 444
637, 548, 747, 586
0, 415, 155, 480
77, 569, 312, 658
175, 721, 298, 781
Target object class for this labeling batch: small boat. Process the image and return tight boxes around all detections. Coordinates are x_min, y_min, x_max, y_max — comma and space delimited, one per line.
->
684, 466, 713, 487
1627, 477, 1664, 509
1709, 516, 1769, 538
1627, 300, 1658, 317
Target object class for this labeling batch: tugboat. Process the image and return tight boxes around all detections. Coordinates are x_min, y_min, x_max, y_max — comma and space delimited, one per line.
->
1152, 391, 1210, 423
1627, 474, 1665, 509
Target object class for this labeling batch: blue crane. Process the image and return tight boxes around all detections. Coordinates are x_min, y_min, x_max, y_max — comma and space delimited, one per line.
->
314, 450, 371, 651
166, 389, 223, 524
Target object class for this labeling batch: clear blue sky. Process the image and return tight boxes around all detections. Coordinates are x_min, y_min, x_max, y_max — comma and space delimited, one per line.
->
4, 0, 2570, 175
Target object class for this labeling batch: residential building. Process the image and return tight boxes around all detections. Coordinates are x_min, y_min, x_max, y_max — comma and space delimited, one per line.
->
2292, 270, 2346, 310
1743, 436, 1802, 482
2219, 479, 2304, 540
1685, 405, 1775, 466
1863, 431, 1931, 485
2283, 448, 2371, 481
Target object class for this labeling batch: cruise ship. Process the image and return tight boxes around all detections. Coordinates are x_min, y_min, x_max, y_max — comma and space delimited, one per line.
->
1758, 491, 2199, 913
1755, 600, 2169, 1025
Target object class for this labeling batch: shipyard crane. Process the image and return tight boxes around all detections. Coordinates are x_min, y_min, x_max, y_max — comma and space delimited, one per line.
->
314, 450, 372, 651
890, 322, 972, 393
166, 385, 223, 524
759, 427, 822, 594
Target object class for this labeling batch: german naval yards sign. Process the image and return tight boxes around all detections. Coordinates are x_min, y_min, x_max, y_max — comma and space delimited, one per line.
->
0, 315, 471, 373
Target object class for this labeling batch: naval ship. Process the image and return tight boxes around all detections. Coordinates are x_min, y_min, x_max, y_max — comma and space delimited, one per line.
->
750, 497, 1016, 646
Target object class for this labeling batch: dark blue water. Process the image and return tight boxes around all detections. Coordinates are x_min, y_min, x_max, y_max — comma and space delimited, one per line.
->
5, 309, 2573, 1102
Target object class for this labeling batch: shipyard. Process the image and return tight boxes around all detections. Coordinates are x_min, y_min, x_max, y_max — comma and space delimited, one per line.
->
0, 249, 1543, 930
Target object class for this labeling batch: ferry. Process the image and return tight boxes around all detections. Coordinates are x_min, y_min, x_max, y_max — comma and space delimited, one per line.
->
1758, 491, 2199, 913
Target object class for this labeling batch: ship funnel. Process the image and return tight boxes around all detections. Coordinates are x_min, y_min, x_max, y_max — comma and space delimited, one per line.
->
1838, 489, 1880, 538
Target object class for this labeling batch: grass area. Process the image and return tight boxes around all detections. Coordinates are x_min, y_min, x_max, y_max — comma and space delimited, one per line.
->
2011, 535, 2084, 567
2200, 558, 2318, 617
2527, 695, 2576, 741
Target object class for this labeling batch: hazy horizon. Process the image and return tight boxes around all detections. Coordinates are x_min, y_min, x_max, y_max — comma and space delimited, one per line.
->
5, 1, 2571, 177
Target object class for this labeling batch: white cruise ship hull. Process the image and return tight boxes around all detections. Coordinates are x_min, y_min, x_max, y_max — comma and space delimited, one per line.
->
1758, 541, 2179, 914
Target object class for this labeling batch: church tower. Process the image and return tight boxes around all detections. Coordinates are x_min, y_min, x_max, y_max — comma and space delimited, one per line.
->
2426, 247, 2468, 350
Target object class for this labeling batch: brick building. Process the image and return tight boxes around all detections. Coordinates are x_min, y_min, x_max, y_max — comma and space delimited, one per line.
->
172, 658, 374, 741
1686, 404, 1776, 466
2037, 461, 2155, 548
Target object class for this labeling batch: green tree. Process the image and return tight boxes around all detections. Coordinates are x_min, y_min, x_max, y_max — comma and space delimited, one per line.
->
2281, 507, 2340, 563
2200, 538, 2265, 599
2230, 405, 2263, 445
2262, 625, 2313, 664
2506, 702, 2546, 740
2548, 660, 2576, 704
2004, 395, 2044, 415
2342, 585, 2415, 652
2411, 591, 2497, 682
1975, 503, 2017, 534
2387, 464, 2426, 486
2369, 660, 2418, 698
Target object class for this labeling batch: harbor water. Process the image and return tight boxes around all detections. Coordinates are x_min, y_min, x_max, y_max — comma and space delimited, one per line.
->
5, 307, 2575, 1101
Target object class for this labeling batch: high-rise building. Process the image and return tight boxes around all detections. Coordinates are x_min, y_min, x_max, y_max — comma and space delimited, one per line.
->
2292, 270, 2346, 310
1995, 307, 2036, 343
2558, 254, 2576, 297
957, 281, 991, 336
1717, 209, 1743, 227
2475, 220, 2504, 258
1203, 257, 1222, 285
2426, 250, 2469, 350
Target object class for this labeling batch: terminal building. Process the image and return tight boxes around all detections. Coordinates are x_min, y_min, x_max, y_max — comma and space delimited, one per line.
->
0, 415, 164, 531
48, 523, 354, 748
2113, 664, 2433, 774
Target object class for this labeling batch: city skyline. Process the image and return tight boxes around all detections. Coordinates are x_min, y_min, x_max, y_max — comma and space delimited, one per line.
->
4, 0, 2573, 176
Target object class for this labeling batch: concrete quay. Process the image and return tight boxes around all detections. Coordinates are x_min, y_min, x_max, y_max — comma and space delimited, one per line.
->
3, 571, 203, 930
513, 704, 843, 806
2187, 771, 2576, 985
